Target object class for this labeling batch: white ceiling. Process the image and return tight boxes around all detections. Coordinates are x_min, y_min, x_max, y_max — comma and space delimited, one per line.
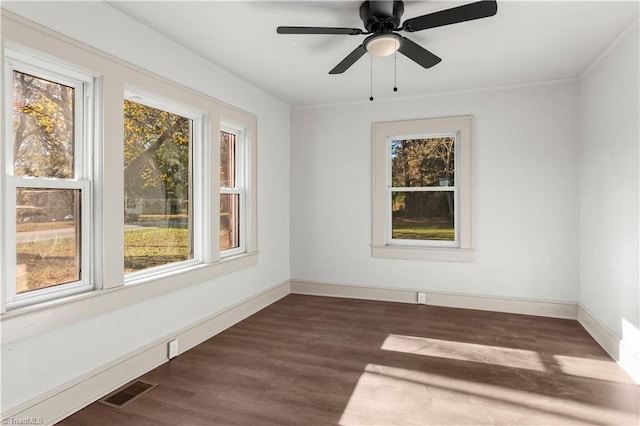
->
106, 1, 639, 106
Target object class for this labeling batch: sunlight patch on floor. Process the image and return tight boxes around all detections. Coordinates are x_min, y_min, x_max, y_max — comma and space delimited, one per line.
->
553, 354, 634, 382
381, 334, 548, 372
338, 364, 632, 425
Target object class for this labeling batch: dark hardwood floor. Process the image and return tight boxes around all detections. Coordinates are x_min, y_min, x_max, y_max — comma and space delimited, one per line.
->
60, 294, 639, 425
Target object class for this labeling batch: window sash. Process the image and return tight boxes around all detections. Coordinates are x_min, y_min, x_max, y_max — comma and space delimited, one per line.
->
5, 176, 92, 308
6, 54, 90, 180
220, 127, 245, 257
385, 134, 460, 248
122, 89, 203, 281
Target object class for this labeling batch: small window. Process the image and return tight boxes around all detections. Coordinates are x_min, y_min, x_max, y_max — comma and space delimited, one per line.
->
220, 128, 245, 256
372, 116, 472, 261
123, 92, 200, 277
4, 50, 94, 308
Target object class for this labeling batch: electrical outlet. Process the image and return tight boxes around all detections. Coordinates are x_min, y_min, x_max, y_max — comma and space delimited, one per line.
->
168, 339, 179, 359
417, 292, 427, 305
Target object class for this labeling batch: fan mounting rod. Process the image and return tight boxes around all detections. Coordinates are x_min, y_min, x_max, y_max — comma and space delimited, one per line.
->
359, 0, 405, 33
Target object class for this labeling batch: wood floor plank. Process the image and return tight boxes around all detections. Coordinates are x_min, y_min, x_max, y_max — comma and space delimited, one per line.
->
58, 295, 639, 425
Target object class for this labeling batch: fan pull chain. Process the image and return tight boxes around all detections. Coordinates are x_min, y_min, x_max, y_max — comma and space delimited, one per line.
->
369, 55, 374, 101
393, 51, 398, 92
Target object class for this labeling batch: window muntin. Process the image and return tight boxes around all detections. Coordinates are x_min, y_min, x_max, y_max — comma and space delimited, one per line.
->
4, 52, 94, 308
220, 129, 244, 255
123, 96, 196, 276
389, 136, 457, 247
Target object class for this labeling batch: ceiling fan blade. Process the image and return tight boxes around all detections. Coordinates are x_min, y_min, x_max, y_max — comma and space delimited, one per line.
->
329, 45, 367, 74
398, 37, 441, 68
402, 0, 497, 32
368, 0, 394, 17
277, 26, 363, 35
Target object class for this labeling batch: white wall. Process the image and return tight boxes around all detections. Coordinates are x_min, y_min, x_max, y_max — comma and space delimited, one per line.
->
579, 22, 639, 372
1, 2, 290, 412
291, 81, 580, 303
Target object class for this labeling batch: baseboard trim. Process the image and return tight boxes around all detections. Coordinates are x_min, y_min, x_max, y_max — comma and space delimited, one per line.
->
577, 305, 640, 384
1, 280, 290, 424
291, 280, 418, 304
290, 280, 578, 319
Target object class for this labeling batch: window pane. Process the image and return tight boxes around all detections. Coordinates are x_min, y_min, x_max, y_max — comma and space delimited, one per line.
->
391, 137, 455, 187
392, 191, 454, 241
13, 71, 75, 178
124, 100, 193, 273
220, 193, 240, 251
220, 131, 236, 188
16, 188, 80, 293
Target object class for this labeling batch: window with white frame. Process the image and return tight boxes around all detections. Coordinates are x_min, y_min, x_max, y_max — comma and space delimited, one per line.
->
3, 48, 95, 308
123, 90, 202, 278
220, 128, 245, 256
372, 116, 473, 261
2, 16, 258, 323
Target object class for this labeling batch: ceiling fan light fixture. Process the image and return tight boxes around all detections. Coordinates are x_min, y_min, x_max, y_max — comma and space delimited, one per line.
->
365, 33, 402, 57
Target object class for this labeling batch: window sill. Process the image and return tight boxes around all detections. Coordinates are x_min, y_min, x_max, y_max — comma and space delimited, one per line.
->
0, 251, 258, 344
372, 245, 474, 262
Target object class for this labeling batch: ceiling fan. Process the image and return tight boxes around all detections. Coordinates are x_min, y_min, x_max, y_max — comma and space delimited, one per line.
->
277, 0, 498, 74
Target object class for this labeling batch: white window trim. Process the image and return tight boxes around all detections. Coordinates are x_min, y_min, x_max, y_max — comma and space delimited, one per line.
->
372, 116, 473, 262
0, 13, 258, 336
2, 46, 97, 309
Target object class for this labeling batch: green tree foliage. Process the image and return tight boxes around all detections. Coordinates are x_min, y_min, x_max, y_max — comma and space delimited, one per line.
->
123, 100, 191, 217
391, 137, 455, 219
13, 71, 76, 220
13, 71, 74, 178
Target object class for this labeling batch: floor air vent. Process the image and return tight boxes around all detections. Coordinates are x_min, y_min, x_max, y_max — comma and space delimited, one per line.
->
99, 380, 157, 409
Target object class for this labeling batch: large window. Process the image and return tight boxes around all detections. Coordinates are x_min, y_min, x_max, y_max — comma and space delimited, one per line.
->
3, 49, 94, 308
372, 116, 472, 261
2, 22, 258, 322
123, 92, 199, 277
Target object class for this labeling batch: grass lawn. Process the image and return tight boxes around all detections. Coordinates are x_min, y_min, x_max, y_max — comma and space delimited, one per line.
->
125, 227, 190, 272
392, 218, 454, 241
16, 236, 77, 293
16, 227, 192, 291
17, 221, 75, 233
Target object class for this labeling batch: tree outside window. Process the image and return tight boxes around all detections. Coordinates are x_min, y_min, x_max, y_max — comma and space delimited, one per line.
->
390, 137, 456, 242
123, 99, 193, 273
372, 116, 472, 261
13, 71, 81, 293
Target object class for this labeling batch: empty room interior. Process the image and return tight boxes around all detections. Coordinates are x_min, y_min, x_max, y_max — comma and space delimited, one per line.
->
1, 1, 639, 425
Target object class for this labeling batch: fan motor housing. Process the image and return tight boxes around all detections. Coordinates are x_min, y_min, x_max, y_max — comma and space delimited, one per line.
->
360, 0, 405, 33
